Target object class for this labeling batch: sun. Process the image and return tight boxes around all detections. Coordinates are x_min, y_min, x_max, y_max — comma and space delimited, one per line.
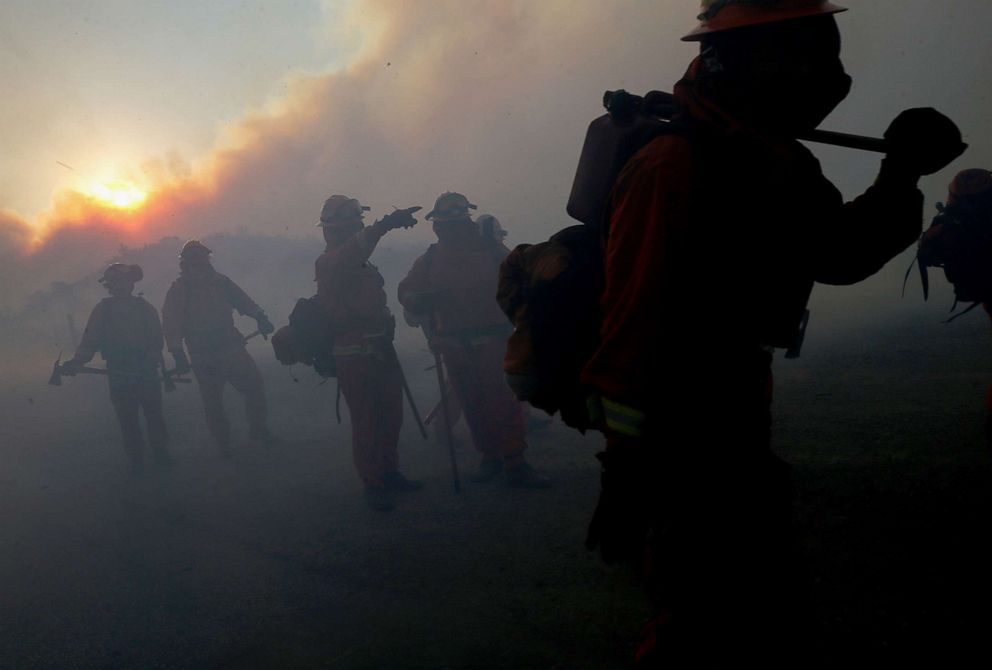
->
81, 180, 148, 210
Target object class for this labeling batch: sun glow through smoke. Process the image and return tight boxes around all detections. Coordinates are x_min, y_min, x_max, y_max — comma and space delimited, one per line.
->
80, 180, 148, 210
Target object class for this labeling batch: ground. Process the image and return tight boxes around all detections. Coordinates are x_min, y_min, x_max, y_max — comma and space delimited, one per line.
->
1, 311, 990, 668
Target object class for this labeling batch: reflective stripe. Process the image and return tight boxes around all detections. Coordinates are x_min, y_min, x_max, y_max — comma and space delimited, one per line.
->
601, 396, 646, 437
332, 331, 388, 357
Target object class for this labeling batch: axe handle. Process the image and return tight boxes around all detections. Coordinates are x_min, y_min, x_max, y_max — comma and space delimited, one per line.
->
638, 91, 887, 153
799, 129, 886, 154
59, 364, 191, 383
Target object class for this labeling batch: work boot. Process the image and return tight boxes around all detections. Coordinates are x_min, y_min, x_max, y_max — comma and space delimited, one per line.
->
505, 462, 552, 489
364, 485, 396, 511
152, 448, 175, 467
469, 458, 503, 483
249, 426, 279, 445
383, 471, 424, 492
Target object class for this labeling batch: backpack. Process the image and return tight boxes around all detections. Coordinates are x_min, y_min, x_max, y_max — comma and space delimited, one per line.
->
271, 296, 337, 377
497, 91, 682, 432
915, 198, 992, 319
498, 225, 604, 431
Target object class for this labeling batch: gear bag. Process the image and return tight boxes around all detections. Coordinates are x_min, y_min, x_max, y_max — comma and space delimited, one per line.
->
271, 297, 337, 377
498, 225, 604, 431
498, 91, 681, 432
914, 199, 992, 319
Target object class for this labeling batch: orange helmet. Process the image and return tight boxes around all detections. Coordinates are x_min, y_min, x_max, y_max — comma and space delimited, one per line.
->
317, 195, 370, 227
947, 169, 992, 207
99, 263, 143, 285
682, 0, 847, 41
426, 192, 477, 222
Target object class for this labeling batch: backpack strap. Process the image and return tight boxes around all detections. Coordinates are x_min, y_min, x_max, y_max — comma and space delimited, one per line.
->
901, 248, 929, 301
944, 300, 982, 323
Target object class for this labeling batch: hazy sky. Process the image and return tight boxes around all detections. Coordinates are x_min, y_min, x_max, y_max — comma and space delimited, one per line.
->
1, 0, 353, 218
1, 1, 991, 309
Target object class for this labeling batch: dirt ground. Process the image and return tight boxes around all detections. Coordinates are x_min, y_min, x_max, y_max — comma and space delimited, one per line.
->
1, 310, 991, 668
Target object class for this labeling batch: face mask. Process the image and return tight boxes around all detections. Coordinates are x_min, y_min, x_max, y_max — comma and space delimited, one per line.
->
105, 280, 135, 297
751, 62, 851, 133
432, 219, 472, 239
702, 16, 851, 135
324, 220, 363, 246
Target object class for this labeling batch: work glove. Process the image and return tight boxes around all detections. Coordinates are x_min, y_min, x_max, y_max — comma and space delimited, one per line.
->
585, 443, 655, 566
60, 357, 84, 376
374, 206, 422, 234
171, 349, 191, 375
883, 108, 967, 177
255, 313, 275, 336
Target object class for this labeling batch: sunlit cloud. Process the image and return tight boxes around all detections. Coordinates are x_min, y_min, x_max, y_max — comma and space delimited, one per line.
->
78, 180, 149, 211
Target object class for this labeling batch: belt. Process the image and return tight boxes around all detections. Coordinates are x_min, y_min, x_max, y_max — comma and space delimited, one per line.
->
332, 331, 389, 357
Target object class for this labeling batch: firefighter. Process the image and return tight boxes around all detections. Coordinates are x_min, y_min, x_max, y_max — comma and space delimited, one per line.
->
920, 169, 992, 448
62, 263, 172, 473
476, 214, 509, 251
162, 240, 276, 455
580, 1, 964, 664
315, 195, 423, 511
399, 192, 550, 488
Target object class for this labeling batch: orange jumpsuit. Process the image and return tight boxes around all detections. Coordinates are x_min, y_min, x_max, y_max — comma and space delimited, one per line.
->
75, 296, 169, 466
581, 57, 925, 662
986, 303, 992, 443
399, 225, 526, 466
316, 227, 403, 487
162, 270, 268, 447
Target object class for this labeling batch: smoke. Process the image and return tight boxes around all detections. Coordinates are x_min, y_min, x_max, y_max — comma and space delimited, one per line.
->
0, 0, 697, 308
1, 0, 991, 318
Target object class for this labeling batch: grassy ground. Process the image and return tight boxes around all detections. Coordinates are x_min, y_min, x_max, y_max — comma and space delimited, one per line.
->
1, 310, 990, 668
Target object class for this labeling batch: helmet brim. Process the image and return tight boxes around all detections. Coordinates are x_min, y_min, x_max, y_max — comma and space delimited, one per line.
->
425, 203, 477, 220
682, 2, 847, 41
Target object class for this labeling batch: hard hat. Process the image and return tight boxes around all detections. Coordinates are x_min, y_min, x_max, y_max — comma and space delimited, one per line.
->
682, 0, 847, 42
99, 263, 143, 285
426, 192, 477, 222
317, 195, 370, 227
476, 214, 507, 240
179, 239, 213, 260
947, 169, 992, 206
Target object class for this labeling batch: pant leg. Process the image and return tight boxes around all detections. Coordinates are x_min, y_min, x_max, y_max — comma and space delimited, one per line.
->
374, 352, 404, 475
639, 359, 809, 666
138, 376, 169, 453
223, 347, 268, 434
193, 358, 230, 447
985, 384, 992, 447
336, 354, 385, 487
444, 339, 526, 463
442, 345, 492, 458
108, 379, 144, 465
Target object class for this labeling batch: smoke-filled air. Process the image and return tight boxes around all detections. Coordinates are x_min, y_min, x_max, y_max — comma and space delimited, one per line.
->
2, 1, 992, 667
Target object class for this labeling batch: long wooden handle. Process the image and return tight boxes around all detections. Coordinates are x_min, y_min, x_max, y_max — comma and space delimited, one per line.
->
799, 129, 886, 153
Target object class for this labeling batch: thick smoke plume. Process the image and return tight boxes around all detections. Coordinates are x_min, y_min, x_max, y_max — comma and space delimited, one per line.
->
0, 0, 692, 308
1, 0, 991, 318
